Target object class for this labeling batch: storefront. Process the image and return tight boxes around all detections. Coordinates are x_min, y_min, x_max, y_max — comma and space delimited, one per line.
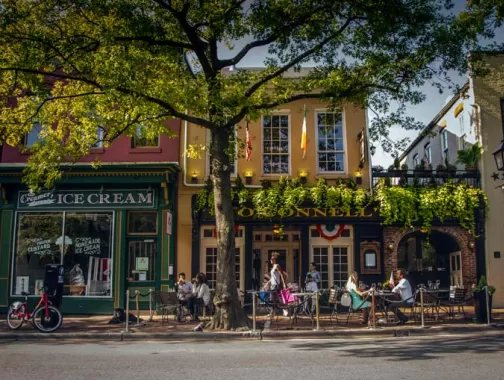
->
0, 166, 178, 314
189, 201, 387, 292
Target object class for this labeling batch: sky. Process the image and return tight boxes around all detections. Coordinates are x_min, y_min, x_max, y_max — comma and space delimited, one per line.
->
215, 1, 504, 168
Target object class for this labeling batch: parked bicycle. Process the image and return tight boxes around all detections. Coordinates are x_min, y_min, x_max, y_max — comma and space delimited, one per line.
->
7, 289, 63, 333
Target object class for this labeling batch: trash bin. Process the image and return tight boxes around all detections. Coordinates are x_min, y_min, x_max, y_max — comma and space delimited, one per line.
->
44, 264, 64, 309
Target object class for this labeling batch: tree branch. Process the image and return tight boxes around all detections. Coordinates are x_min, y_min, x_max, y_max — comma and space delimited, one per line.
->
114, 36, 194, 50
151, 0, 214, 77
115, 86, 212, 128
243, 16, 358, 99
0, 67, 103, 89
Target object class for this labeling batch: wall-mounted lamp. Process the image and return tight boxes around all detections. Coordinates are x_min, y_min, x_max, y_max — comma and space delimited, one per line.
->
354, 170, 362, 185
468, 240, 475, 249
299, 169, 308, 184
244, 170, 253, 185
387, 242, 394, 251
272, 224, 282, 234
191, 171, 198, 184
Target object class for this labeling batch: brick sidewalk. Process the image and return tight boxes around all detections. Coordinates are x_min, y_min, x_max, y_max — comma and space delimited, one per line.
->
1, 307, 503, 335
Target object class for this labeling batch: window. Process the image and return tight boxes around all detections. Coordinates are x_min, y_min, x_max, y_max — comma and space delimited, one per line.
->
132, 124, 159, 147
441, 130, 449, 157
93, 127, 104, 148
262, 115, 289, 174
128, 240, 156, 282
25, 122, 42, 148
413, 154, 419, 167
459, 114, 465, 135
424, 143, 432, 164
312, 246, 349, 289
316, 112, 345, 172
204, 247, 240, 290
458, 134, 466, 150
127, 211, 158, 235
12, 212, 113, 297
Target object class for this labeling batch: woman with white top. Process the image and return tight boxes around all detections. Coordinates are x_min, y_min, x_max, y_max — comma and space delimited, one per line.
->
186, 272, 211, 321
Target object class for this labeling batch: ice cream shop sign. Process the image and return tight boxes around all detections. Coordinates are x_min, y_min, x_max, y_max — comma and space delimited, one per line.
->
18, 189, 156, 209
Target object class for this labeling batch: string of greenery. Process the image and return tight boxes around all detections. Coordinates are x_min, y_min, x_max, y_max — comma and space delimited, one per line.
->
196, 176, 488, 234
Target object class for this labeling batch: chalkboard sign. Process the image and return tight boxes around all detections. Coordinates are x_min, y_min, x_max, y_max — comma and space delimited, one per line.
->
74, 237, 101, 256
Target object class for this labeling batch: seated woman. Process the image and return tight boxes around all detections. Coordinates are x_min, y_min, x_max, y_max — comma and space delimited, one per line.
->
186, 273, 211, 321
345, 271, 371, 325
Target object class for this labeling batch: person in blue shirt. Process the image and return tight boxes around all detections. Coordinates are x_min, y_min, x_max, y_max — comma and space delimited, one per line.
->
305, 262, 321, 289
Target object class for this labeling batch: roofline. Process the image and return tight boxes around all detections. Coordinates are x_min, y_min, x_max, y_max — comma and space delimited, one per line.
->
398, 81, 470, 161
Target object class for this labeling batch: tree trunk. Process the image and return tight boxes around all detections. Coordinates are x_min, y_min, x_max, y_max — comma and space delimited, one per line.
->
207, 127, 249, 330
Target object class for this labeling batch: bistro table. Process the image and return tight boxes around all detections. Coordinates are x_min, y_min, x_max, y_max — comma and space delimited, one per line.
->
373, 290, 401, 325
290, 291, 318, 328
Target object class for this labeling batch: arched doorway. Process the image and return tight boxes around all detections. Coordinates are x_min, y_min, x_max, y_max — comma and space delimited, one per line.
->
384, 226, 477, 289
396, 230, 461, 288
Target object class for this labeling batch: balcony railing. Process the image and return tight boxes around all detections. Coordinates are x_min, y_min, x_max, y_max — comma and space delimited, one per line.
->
371, 169, 481, 188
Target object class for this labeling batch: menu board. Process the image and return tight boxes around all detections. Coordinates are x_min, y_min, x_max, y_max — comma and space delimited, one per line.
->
74, 237, 101, 256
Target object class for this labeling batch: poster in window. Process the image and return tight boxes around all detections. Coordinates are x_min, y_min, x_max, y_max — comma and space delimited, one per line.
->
365, 250, 377, 268
136, 257, 149, 271
35, 279, 44, 296
15, 276, 29, 295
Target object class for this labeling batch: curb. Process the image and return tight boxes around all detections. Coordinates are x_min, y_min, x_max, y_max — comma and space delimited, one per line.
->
0, 324, 501, 342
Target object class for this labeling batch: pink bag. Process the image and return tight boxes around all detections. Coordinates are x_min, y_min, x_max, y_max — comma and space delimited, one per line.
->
279, 288, 298, 304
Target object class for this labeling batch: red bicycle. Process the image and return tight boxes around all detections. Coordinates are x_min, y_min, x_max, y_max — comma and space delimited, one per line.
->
7, 290, 63, 333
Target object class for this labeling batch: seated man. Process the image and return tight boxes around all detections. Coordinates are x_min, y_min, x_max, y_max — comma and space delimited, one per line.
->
391, 268, 414, 325
176, 272, 193, 305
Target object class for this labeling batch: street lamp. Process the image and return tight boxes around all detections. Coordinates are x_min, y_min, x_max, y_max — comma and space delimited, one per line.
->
493, 140, 504, 171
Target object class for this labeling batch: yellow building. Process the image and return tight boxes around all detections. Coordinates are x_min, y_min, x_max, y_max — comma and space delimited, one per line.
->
473, 52, 504, 307
177, 97, 373, 291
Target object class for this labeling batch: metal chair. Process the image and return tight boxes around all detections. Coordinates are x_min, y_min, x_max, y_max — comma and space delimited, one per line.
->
152, 291, 180, 325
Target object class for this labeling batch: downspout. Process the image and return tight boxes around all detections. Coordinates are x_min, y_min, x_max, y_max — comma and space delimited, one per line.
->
364, 109, 373, 195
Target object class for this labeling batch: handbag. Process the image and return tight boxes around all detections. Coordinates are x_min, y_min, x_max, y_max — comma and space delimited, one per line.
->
279, 288, 298, 304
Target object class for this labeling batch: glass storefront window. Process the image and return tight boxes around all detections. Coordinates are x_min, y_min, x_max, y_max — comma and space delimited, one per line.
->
128, 211, 157, 234
12, 211, 113, 297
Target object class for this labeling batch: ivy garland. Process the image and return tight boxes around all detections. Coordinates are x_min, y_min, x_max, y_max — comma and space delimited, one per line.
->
195, 176, 488, 234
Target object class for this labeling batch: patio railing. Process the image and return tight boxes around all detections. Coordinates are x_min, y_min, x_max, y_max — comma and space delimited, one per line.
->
372, 170, 481, 188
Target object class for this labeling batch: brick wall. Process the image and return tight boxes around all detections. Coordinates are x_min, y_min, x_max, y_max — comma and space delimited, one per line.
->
383, 226, 477, 289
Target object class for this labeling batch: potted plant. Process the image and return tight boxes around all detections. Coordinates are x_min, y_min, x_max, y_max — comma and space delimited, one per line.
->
388, 158, 401, 175
400, 163, 409, 173
457, 142, 482, 171
472, 275, 496, 323
414, 160, 431, 176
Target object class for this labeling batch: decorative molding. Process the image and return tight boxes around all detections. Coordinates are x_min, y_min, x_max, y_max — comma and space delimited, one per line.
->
360, 240, 382, 275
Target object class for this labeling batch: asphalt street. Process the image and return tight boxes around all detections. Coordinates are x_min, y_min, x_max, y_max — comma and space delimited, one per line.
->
1, 332, 504, 380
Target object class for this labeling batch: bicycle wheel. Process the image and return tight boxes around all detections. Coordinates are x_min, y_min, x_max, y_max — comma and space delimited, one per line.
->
32, 305, 63, 333
7, 303, 25, 330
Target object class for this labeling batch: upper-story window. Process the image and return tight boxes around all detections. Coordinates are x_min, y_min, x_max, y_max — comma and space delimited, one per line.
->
441, 130, 449, 157
91, 127, 104, 148
132, 124, 159, 148
458, 134, 466, 150
316, 112, 345, 173
413, 153, 419, 167
24, 122, 42, 148
424, 142, 432, 164
262, 115, 289, 174
458, 113, 465, 135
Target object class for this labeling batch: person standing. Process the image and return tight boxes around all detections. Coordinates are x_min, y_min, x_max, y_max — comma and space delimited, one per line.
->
305, 262, 321, 289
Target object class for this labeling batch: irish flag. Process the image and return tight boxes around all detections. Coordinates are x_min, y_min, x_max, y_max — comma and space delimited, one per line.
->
301, 105, 307, 158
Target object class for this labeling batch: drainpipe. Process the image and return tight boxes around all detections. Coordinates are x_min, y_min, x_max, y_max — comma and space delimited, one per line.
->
364, 109, 373, 195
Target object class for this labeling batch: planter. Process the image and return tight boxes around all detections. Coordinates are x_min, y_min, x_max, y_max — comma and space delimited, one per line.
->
473, 291, 493, 323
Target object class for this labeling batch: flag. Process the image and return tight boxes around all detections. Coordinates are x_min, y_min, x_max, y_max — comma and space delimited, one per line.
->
300, 105, 307, 158
389, 270, 395, 287
245, 121, 252, 161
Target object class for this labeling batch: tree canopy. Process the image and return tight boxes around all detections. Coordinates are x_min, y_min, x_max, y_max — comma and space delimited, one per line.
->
0, 0, 491, 187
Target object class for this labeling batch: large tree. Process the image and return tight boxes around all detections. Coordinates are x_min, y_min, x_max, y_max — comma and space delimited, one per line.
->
0, 0, 488, 329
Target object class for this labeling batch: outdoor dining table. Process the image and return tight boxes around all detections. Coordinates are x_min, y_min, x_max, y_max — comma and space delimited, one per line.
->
289, 292, 318, 328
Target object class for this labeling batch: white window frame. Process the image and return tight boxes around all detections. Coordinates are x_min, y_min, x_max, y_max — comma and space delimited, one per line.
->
424, 142, 432, 164
206, 127, 238, 177
413, 153, 419, 167
93, 127, 104, 148
261, 111, 291, 176
441, 130, 449, 156
200, 226, 245, 290
315, 109, 347, 174
309, 226, 353, 289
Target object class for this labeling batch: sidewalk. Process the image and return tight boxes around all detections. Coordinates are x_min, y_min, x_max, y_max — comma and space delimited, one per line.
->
1, 307, 503, 341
